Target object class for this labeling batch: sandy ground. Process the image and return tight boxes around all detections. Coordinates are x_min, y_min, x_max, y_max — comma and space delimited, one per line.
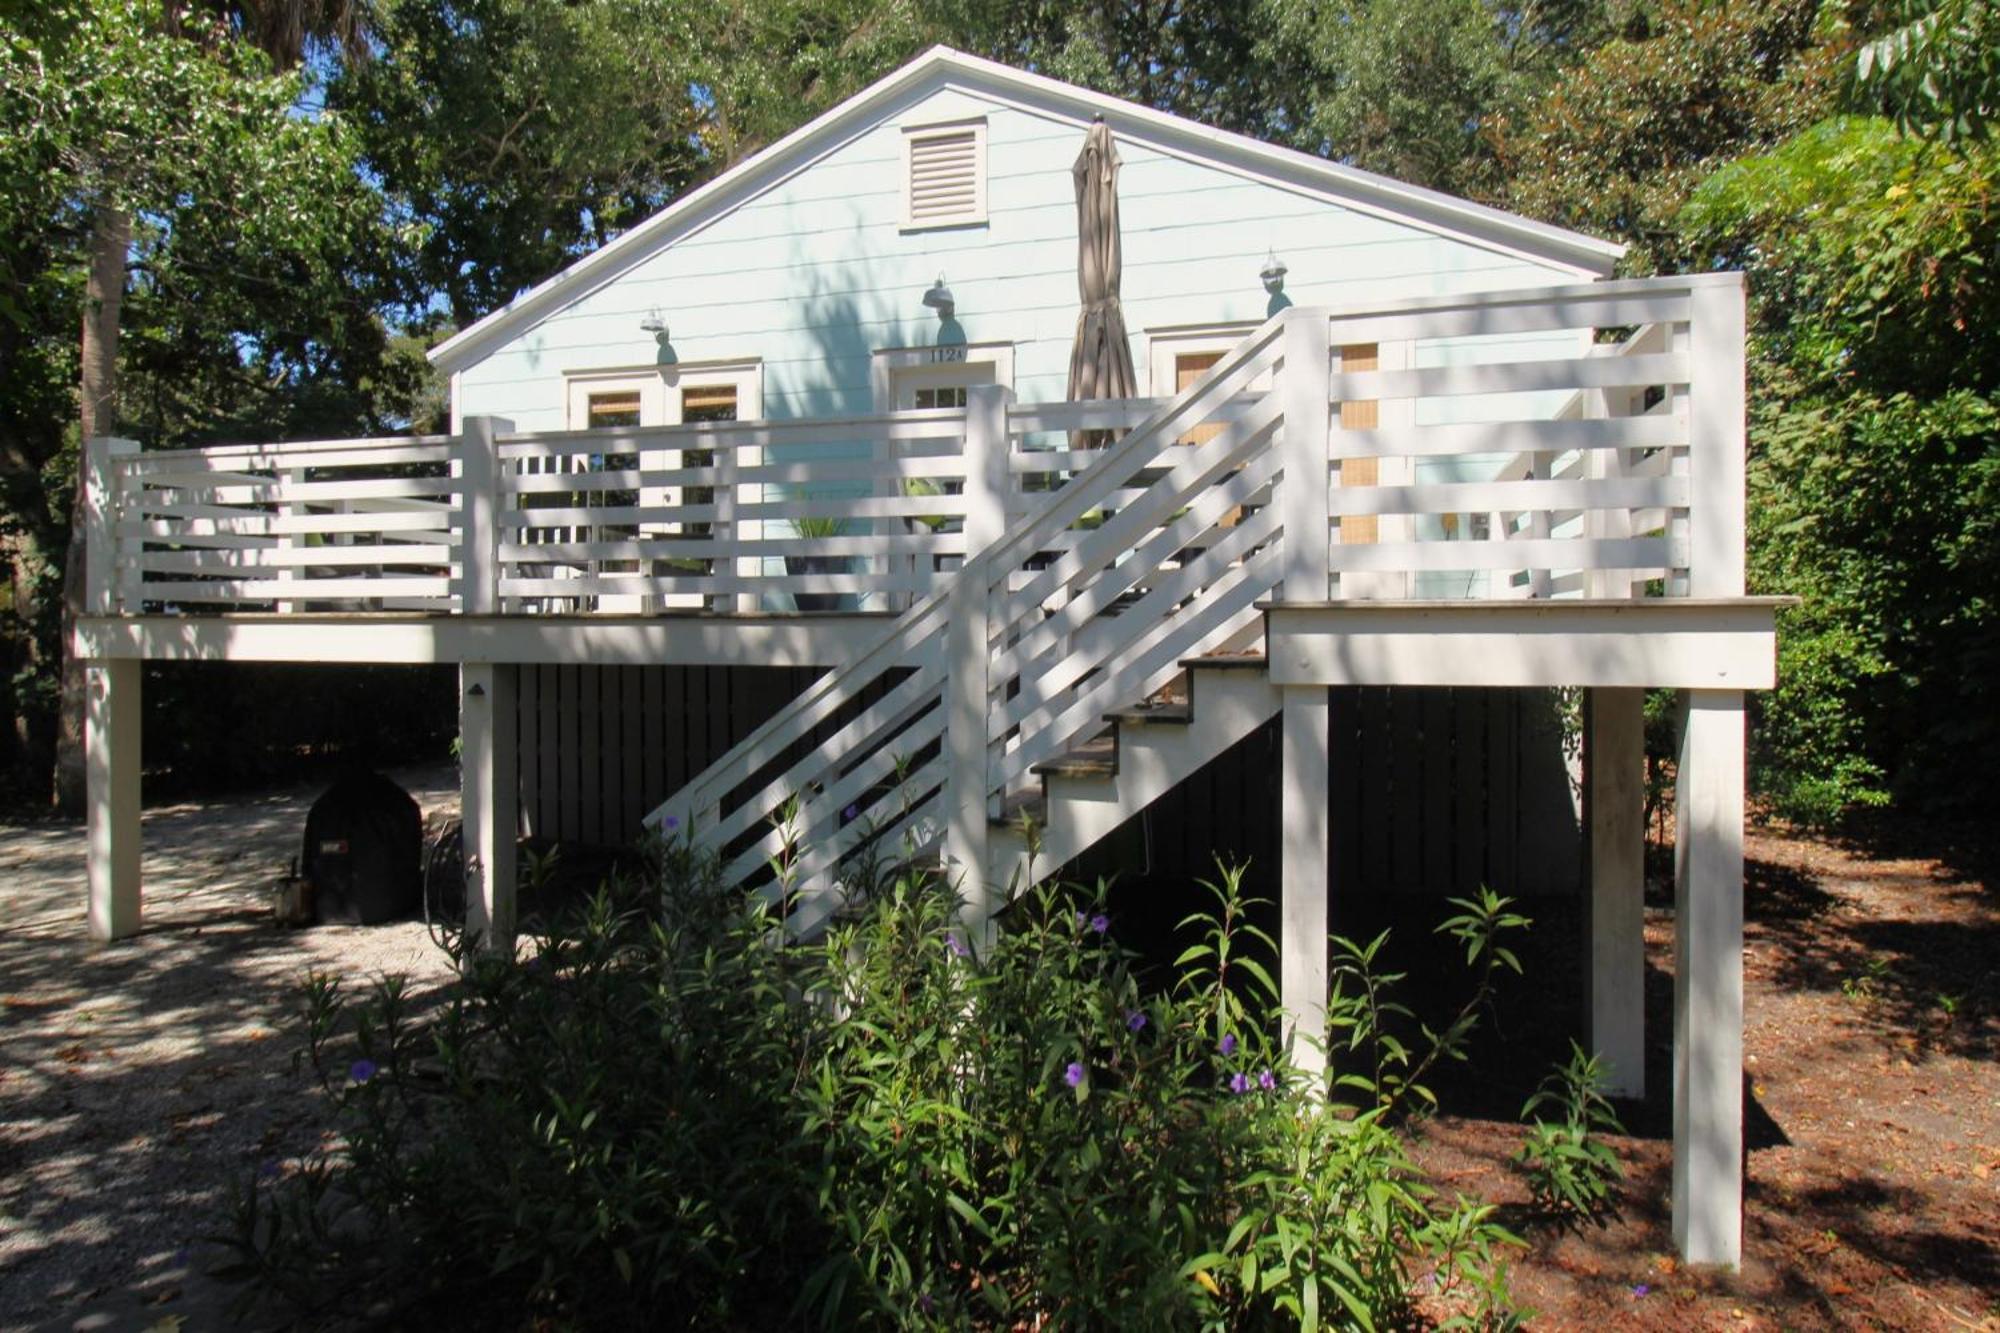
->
0, 766, 459, 1333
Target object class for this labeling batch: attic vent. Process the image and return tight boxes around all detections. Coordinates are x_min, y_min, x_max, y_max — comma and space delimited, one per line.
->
902, 119, 986, 230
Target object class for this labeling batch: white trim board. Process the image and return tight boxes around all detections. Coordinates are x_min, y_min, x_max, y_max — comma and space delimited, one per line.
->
429, 47, 1624, 376
1262, 599, 1786, 690
73, 613, 917, 669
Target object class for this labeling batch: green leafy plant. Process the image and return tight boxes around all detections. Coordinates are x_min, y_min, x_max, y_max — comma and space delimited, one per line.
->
216, 848, 1528, 1330
1514, 1042, 1626, 1224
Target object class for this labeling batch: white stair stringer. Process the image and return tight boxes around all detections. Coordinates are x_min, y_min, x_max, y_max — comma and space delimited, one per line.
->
987, 659, 1281, 898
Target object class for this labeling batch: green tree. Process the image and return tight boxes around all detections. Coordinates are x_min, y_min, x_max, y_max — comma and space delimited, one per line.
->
1851, 0, 2000, 141
1254, 0, 1620, 197
0, 0, 401, 801
1501, 0, 1844, 270
1681, 117, 2000, 818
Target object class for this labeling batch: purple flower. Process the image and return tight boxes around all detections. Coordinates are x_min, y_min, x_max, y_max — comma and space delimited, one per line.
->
1632, 1284, 1651, 1299
944, 932, 970, 958
844, 803, 859, 821
1125, 1009, 1147, 1032
1064, 1061, 1086, 1088
918, 1292, 934, 1315
349, 1058, 378, 1084
1258, 1069, 1277, 1092
1088, 913, 1109, 935
256, 1159, 281, 1180
663, 815, 680, 830
1219, 1034, 1238, 1057
1229, 1071, 1251, 1094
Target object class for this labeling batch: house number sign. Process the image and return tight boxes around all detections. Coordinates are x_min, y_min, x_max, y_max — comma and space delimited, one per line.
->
930, 345, 968, 363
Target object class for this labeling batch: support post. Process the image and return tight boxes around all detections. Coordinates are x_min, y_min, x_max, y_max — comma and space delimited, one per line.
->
459, 415, 513, 616
1673, 688, 1745, 1267
1280, 311, 1333, 603
461, 662, 519, 953
1584, 686, 1646, 1097
1280, 686, 1330, 1079
86, 658, 142, 942
83, 436, 138, 618
944, 384, 1009, 936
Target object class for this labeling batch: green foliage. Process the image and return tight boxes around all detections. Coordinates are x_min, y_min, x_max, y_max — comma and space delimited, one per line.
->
220, 848, 1529, 1329
1683, 118, 2000, 817
1513, 1042, 1625, 1222
1253, 0, 1611, 198
1850, 0, 2000, 142
1503, 0, 1843, 270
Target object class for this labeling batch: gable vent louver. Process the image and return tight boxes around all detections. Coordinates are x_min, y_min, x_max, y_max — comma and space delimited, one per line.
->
903, 120, 986, 229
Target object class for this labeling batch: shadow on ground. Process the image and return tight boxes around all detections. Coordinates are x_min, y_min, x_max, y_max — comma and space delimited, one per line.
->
0, 766, 459, 1332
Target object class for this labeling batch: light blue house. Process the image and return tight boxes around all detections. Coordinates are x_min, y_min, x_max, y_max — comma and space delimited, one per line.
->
78, 46, 1775, 1267
432, 47, 1617, 443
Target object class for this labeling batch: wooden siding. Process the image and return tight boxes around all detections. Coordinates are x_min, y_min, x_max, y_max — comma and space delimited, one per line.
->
523, 665, 1584, 900
1063, 686, 1582, 904
457, 85, 1580, 432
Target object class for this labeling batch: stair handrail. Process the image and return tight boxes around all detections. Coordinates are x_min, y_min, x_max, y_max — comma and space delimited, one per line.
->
651, 311, 1293, 890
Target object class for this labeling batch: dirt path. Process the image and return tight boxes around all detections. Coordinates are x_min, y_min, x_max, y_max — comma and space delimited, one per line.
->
0, 767, 459, 1333
1411, 822, 2000, 1330
4, 783, 1993, 1330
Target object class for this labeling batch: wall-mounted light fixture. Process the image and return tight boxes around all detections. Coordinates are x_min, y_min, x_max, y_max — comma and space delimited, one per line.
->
922, 274, 966, 347
1260, 251, 1293, 316
639, 306, 677, 366
921, 275, 955, 319
1260, 251, 1288, 297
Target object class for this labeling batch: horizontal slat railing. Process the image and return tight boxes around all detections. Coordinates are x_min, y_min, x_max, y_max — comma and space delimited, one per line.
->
80, 273, 1745, 923
110, 434, 459, 612
1316, 273, 1743, 601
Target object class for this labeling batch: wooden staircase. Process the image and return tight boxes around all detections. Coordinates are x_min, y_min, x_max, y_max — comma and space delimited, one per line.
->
986, 655, 1279, 895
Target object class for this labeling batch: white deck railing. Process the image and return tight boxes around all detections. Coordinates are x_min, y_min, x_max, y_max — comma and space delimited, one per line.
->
85, 274, 1741, 623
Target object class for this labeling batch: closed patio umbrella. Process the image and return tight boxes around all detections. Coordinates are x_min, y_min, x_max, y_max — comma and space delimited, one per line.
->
1067, 118, 1137, 429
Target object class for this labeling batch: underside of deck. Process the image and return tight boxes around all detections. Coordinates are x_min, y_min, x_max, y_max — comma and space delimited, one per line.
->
76, 596, 1784, 685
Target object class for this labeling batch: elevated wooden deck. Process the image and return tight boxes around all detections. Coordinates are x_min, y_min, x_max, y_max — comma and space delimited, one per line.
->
78, 275, 1763, 1267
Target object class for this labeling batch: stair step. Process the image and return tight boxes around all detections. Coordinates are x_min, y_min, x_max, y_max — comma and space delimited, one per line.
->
1031, 732, 1117, 779
1181, 653, 1268, 671
1106, 701, 1191, 726
989, 788, 1046, 829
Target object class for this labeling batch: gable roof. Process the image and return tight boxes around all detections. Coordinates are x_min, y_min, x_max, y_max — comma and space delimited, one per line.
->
429, 46, 1625, 375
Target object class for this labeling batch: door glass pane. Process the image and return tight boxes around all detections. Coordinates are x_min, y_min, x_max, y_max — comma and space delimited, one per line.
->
678, 385, 736, 545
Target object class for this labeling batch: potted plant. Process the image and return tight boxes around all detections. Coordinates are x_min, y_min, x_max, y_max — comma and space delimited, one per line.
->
787, 514, 852, 611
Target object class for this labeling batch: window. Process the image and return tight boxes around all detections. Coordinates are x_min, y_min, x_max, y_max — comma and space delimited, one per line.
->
912, 385, 968, 410
902, 119, 987, 230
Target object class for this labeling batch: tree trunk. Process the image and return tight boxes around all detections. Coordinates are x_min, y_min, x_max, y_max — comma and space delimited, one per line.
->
54, 203, 131, 814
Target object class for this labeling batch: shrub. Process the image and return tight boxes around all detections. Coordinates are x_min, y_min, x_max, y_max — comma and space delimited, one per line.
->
1513, 1042, 1626, 1224
216, 842, 1529, 1330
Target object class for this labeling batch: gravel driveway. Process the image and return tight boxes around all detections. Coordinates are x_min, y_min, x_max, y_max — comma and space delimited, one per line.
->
0, 766, 459, 1332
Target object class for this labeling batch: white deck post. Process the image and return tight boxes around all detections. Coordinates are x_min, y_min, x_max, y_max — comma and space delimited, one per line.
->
1673, 689, 1745, 1266
459, 416, 512, 616
1280, 310, 1333, 603
944, 385, 1009, 932
1584, 686, 1646, 1097
1280, 688, 1330, 1077
86, 659, 142, 942
461, 661, 519, 953
84, 436, 143, 941
1672, 271, 1748, 1265
1277, 312, 1333, 1073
